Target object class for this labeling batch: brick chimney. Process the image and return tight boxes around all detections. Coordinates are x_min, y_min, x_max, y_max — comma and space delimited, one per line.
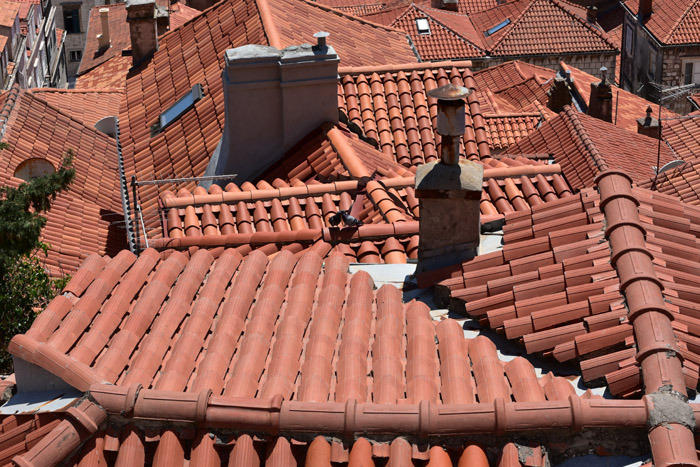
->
97, 8, 110, 50
586, 5, 597, 23
547, 75, 572, 113
126, 0, 159, 66
207, 33, 339, 182
588, 66, 613, 123
415, 84, 484, 273
639, 0, 653, 18
637, 106, 661, 139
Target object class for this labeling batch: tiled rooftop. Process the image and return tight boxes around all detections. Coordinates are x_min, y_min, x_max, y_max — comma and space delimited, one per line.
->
0, 88, 126, 275
471, 60, 677, 133
0, 0, 20, 28
74, 55, 132, 89
28, 88, 123, 128
658, 109, 700, 160
338, 63, 494, 163
623, 0, 700, 45
78, 2, 201, 77
506, 106, 676, 190
638, 157, 700, 206
435, 171, 700, 398
9, 247, 608, 465
469, 0, 616, 55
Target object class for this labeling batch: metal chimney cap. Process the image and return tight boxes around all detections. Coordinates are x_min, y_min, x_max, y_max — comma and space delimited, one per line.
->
313, 31, 330, 48
427, 83, 471, 101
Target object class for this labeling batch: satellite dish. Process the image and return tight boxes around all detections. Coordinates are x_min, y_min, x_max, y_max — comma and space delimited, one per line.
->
658, 160, 686, 174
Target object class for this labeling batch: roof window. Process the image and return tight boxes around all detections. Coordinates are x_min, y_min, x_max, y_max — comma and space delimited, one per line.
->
416, 18, 431, 35
484, 18, 510, 37
151, 84, 204, 136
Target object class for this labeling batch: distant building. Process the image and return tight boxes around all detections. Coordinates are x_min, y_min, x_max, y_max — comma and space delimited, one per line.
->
1, 0, 67, 89
621, 0, 700, 113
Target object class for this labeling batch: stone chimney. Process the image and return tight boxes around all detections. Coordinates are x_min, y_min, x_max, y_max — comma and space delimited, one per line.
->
415, 84, 484, 273
639, 0, 652, 18
637, 106, 661, 139
547, 75, 572, 113
588, 66, 613, 123
586, 5, 597, 23
126, 0, 159, 66
97, 8, 110, 50
207, 33, 339, 182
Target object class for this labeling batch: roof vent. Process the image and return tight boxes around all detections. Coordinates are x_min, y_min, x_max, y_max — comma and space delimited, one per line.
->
637, 105, 661, 139
484, 18, 510, 37
416, 18, 431, 35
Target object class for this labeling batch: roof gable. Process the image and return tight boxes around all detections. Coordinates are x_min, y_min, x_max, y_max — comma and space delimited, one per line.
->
625, 0, 700, 44
471, 0, 616, 55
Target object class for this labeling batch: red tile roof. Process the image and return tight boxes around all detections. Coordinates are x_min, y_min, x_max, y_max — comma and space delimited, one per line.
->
9, 246, 606, 465
624, 0, 700, 45
638, 157, 700, 205
28, 88, 123, 128
657, 110, 700, 160
78, 2, 201, 76
0, 87, 126, 275
435, 172, 700, 399
507, 106, 676, 190
470, 0, 616, 55
0, 0, 20, 27
484, 112, 542, 150
472, 60, 679, 133
338, 62, 495, 164
74, 55, 131, 89
386, 5, 486, 60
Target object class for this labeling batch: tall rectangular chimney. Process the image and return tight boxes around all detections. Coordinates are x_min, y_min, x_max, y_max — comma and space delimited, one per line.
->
588, 66, 613, 123
206, 34, 339, 182
415, 84, 483, 273
639, 0, 652, 18
126, 0, 159, 66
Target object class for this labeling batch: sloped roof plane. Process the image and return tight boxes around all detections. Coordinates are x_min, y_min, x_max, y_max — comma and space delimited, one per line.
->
624, 0, 700, 45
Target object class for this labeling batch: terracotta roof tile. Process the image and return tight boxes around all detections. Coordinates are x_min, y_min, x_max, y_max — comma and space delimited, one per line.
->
656, 109, 700, 160
506, 106, 676, 189
28, 88, 123, 128
9, 247, 601, 465
624, 0, 700, 44
74, 55, 132, 89
0, 0, 20, 27
0, 89, 126, 276
436, 172, 700, 399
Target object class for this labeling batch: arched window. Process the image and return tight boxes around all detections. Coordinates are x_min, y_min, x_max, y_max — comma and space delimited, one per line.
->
13, 158, 56, 181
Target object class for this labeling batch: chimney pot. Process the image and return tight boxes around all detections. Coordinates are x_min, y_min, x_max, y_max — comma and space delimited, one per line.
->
313, 31, 329, 49
97, 7, 110, 50
427, 83, 471, 165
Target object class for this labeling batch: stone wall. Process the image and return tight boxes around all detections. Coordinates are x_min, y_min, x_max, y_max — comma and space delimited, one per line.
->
469, 53, 617, 80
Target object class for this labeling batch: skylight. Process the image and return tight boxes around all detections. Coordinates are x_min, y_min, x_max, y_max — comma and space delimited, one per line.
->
484, 18, 511, 37
416, 18, 431, 35
152, 84, 204, 135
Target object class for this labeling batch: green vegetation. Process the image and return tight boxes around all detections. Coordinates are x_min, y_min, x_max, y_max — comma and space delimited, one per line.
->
0, 144, 75, 373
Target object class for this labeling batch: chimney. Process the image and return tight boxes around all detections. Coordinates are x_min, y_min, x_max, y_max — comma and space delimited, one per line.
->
207, 33, 339, 182
97, 7, 110, 50
430, 0, 458, 11
588, 66, 613, 123
415, 84, 484, 273
637, 106, 661, 139
586, 5, 597, 23
639, 0, 652, 18
126, 0, 159, 66
547, 75, 572, 113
